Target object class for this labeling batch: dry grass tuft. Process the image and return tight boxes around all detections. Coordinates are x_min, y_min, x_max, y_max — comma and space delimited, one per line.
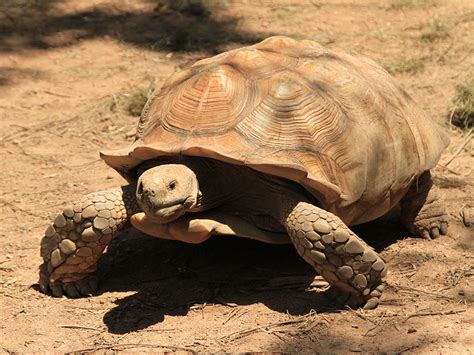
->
384, 57, 425, 75
450, 78, 474, 128
111, 82, 156, 117
420, 19, 450, 42
387, 0, 439, 9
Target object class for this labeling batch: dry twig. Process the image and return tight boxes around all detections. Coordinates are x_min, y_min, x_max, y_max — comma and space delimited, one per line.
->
65, 343, 195, 354
442, 128, 473, 166
219, 311, 321, 342
403, 308, 466, 322
57, 324, 100, 331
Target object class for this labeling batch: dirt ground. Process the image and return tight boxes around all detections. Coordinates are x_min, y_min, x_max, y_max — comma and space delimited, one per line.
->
0, 0, 473, 353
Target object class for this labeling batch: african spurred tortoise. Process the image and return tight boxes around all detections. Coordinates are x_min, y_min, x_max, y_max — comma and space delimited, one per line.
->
39, 36, 449, 309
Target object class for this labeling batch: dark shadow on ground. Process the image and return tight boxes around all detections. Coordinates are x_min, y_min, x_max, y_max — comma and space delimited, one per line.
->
97, 210, 407, 334
0, 0, 266, 54
0, 66, 44, 86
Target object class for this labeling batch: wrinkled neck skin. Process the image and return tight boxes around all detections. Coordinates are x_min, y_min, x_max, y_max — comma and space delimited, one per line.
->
137, 156, 312, 223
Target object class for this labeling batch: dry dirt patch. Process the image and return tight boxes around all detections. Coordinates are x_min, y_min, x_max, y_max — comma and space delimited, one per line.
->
0, 0, 473, 353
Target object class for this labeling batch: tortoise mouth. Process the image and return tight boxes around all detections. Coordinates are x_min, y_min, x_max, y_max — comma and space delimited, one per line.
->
145, 204, 187, 224
139, 195, 198, 224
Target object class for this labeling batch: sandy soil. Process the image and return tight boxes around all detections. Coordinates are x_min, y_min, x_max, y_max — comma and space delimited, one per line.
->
0, 0, 473, 353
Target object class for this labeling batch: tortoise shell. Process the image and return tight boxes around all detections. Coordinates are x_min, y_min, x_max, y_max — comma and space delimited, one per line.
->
101, 36, 449, 226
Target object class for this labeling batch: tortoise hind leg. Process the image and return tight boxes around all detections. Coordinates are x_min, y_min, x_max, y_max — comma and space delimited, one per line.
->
282, 202, 387, 309
400, 170, 448, 239
39, 184, 139, 298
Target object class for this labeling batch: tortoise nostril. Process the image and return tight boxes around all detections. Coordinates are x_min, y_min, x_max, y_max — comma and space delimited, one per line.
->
150, 189, 155, 196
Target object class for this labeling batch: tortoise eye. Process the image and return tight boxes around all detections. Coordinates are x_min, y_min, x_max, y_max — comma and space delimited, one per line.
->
168, 181, 177, 190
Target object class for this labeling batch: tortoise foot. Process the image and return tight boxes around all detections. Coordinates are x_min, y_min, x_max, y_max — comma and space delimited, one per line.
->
284, 202, 388, 309
327, 283, 385, 309
38, 186, 137, 297
39, 262, 98, 298
401, 171, 449, 240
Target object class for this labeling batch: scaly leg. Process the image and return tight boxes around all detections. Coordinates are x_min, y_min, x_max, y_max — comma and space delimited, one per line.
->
283, 202, 387, 309
39, 184, 139, 297
400, 170, 448, 239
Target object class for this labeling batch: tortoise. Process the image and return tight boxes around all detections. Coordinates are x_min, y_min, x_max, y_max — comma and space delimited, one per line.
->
39, 36, 449, 309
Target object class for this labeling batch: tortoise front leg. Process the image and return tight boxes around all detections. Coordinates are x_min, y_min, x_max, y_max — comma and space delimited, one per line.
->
282, 202, 387, 309
39, 184, 139, 298
400, 170, 448, 239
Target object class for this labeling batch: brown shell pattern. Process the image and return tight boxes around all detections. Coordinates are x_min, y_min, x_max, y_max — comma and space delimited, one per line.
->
101, 36, 449, 226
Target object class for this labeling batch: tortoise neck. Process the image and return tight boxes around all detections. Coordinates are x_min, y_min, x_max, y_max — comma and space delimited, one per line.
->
185, 157, 249, 211
184, 157, 313, 218
139, 156, 312, 216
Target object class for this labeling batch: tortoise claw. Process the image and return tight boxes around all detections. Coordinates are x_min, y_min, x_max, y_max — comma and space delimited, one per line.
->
64, 283, 80, 298
51, 284, 64, 298
440, 222, 448, 235
431, 227, 440, 239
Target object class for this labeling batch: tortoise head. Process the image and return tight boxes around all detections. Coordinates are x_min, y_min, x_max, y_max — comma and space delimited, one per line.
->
136, 164, 201, 223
